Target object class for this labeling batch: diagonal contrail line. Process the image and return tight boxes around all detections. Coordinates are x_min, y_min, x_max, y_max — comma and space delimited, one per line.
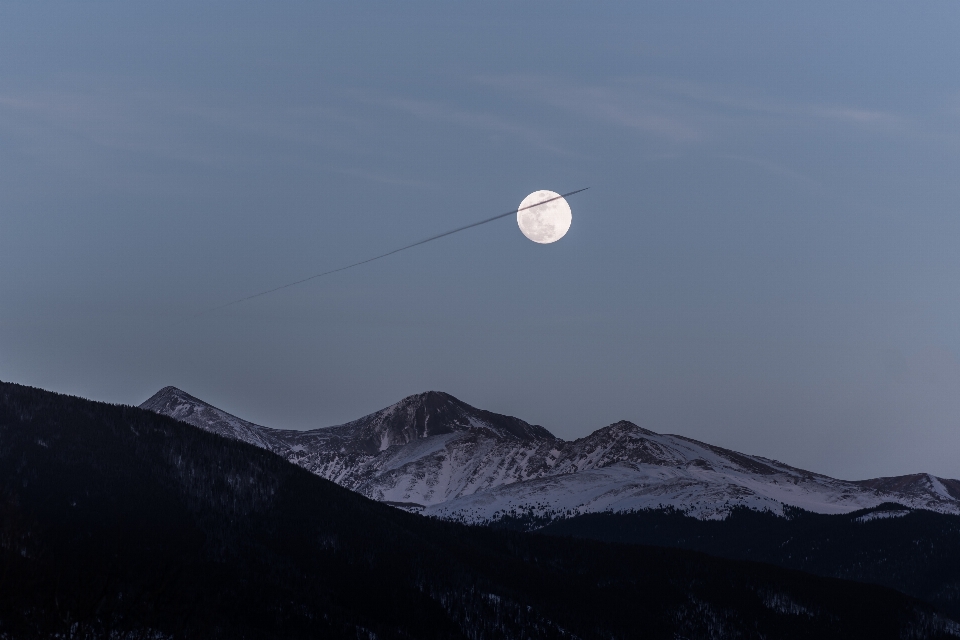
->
186, 187, 588, 320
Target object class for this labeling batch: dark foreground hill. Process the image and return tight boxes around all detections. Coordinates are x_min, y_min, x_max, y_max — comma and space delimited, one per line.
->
540, 506, 960, 621
1, 381, 958, 640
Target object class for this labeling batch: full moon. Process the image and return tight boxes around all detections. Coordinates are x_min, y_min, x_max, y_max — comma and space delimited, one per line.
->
517, 190, 572, 244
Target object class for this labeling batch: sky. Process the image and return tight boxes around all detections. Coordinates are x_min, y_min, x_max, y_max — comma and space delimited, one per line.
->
2, 2, 959, 481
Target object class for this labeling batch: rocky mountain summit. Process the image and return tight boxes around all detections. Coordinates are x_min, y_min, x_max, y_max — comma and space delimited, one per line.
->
141, 386, 960, 522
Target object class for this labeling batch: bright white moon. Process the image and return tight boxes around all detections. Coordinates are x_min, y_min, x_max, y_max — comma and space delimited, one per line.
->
517, 190, 572, 244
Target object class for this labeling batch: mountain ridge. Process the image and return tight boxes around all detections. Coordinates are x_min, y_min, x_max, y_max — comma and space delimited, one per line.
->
140, 385, 960, 521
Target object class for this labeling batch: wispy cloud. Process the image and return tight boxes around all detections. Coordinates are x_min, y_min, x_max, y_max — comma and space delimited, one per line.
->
0, 82, 580, 195
0, 88, 260, 167
475, 75, 707, 144
362, 93, 577, 157
0, 85, 372, 169
477, 74, 913, 142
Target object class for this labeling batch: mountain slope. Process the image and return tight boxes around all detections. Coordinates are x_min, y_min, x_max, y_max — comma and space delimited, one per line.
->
7, 380, 959, 639
140, 385, 289, 452
142, 387, 563, 507
425, 423, 960, 522
140, 386, 960, 521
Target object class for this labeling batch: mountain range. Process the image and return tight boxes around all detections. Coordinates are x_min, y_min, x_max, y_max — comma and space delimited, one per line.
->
9, 379, 956, 639
141, 386, 960, 523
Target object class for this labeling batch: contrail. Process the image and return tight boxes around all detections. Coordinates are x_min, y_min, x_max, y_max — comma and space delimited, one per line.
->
186, 187, 588, 319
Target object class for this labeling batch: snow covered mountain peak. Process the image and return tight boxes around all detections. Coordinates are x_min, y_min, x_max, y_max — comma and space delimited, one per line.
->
143, 385, 196, 410
141, 387, 960, 523
139, 387, 562, 506
141, 385, 286, 451
327, 390, 556, 455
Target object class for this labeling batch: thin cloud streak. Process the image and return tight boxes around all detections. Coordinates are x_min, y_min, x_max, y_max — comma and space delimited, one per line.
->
0, 87, 376, 168
477, 74, 915, 142
366, 94, 578, 158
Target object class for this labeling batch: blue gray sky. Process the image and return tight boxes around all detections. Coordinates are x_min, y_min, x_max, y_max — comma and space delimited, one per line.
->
2, 2, 959, 480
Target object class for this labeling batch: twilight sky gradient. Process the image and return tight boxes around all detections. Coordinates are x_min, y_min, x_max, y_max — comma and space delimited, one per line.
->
2, 2, 959, 480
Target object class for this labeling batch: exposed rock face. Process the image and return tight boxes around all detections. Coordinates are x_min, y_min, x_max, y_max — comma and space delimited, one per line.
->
141, 386, 960, 522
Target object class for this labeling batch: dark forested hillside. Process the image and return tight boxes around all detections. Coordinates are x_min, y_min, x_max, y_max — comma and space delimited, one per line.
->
1, 381, 958, 640
541, 505, 960, 621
